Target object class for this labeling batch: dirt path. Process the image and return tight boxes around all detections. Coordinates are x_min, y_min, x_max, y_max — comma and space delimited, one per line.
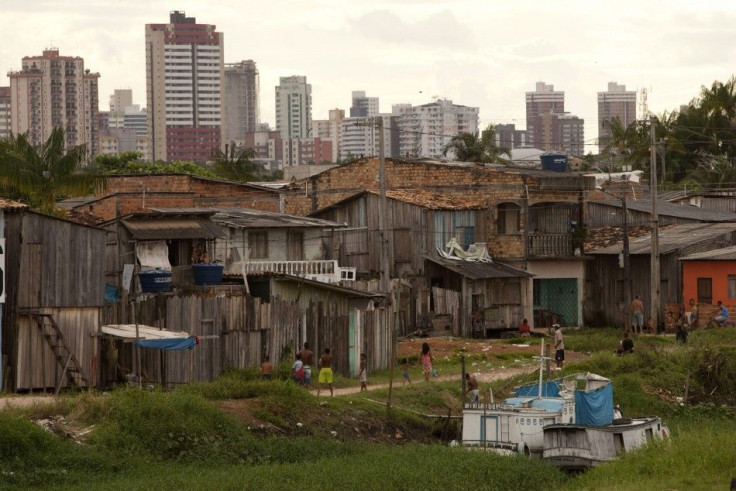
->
0, 395, 56, 410
309, 364, 540, 397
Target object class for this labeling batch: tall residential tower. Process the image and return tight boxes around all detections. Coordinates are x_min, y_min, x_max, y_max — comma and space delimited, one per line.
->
8, 48, 100, 160
145, 11, 224, 162
223, 60, 260, 143
597, 82, 637, 148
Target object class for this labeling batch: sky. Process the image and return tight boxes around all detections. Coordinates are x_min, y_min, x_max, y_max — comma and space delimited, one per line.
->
3, 0, 736, 154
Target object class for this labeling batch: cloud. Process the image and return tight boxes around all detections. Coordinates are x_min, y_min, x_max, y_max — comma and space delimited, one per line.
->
348, 9, 474, 48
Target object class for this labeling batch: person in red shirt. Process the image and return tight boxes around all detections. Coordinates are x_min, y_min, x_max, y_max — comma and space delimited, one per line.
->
519, 318, 531, 337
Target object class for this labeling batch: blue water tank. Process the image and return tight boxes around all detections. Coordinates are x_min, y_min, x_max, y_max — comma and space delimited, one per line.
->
138, 270, 172, 293
193, 263, 224, 286
540, 152, 568, 172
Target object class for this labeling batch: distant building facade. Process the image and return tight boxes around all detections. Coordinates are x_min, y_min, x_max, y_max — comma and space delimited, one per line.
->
597, 82, 637, 148
349, 90, 379, 117
494, 123, 527, 150
0, 86, 10, 138
525, 82, 564, 150
8, 48, 100, 161
396, 99, 479, 159
145, 11, 224, 162
223, 60, 260, 144
312, 108, 344, 162
275, 76, 312, 166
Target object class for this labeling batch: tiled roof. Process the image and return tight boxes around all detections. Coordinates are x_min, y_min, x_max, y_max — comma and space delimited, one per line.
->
587, 223, 736, 255
371, 189, 488, 210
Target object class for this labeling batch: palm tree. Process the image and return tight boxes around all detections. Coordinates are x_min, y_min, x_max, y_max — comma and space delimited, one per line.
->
0, 127, 102, 214
443, 124, 511, 164
211, 142, 263, 182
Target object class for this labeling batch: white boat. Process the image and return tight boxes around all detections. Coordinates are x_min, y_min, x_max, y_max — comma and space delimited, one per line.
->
461, 340, 613, 456
542, 416, 669, 470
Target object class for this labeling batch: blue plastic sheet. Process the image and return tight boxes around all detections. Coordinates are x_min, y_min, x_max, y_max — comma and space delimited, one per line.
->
515, 380, 561, 398
136, 337, 197, 351
575, 384, 614, 426
105, 284, 121, 303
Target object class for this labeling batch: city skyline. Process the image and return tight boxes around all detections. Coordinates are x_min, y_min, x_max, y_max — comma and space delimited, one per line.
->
2, 1, 736, 154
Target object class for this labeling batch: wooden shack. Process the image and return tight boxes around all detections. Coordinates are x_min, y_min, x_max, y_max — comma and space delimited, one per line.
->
584, 223, 736, 327
1, 209, 106, 391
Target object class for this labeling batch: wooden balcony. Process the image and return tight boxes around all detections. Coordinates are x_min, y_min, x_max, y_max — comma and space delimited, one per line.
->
244, 260, 356, 284
527, 233, 574, 258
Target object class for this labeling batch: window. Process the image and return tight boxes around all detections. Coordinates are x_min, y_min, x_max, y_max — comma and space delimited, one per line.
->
729, 275, 736, 300
248, 232, 268, 259
497, 203, 520, 234
286, 230, 304, 261
697, 277, 712, 305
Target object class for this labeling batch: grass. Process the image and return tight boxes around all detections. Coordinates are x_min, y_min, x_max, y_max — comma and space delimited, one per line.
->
3, 328, 736, 489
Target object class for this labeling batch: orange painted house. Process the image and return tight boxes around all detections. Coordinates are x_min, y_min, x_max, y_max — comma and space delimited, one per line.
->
680, 245, 736, 307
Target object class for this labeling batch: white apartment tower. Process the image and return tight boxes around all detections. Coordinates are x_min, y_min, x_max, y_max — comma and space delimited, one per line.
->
397, 99, 479, 159
145, 11, 224, 162
598, 82, 637, 148
223, 60, 260, 144
8, 49, 100, 160
275, 76, 312, 140
110, 89, 133, 113
0, 87, 10, 138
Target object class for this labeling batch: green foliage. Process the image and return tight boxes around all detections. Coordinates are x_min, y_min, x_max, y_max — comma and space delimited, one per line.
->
0, 128, 103, 213
102, 159, 218, 178
211, 143, 263, 182
92, 151, 144, 172
443, 124, 511, 164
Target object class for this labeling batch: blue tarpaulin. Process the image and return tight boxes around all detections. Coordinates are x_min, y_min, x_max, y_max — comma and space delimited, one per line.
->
105, 284, 121, 303
575, 384, 614, 426
136, 337, 197, 351
516, 380, 561, 398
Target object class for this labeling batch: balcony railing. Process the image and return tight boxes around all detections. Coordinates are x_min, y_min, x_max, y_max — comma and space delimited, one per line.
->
527, 233, 574, 258
244, 259, 356, 284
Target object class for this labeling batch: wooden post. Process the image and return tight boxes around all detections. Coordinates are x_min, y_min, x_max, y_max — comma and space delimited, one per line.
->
545, 343, 551, 379
461, 354, 466, 405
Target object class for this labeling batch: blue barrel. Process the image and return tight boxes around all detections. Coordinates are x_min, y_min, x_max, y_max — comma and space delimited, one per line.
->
138, 270, 172, 293
193, 263, 224, 286
540, 152, 568, 172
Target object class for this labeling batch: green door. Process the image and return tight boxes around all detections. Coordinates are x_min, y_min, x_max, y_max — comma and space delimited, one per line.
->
533, 278, 578, 327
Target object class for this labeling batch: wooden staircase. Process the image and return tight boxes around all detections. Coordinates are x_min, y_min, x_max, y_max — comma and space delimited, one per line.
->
32, 313, 89, 393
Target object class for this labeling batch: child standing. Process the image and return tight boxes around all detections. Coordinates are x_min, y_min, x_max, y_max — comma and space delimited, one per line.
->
358, 353, 368, 392
401, 358, 412, 385
292, 353, 304, 385
260, 355, 273, 380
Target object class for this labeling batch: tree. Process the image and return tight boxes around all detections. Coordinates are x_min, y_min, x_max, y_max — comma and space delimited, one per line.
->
211, 143, 263, 182
443, 124, 510, 164
0, 128, 102, 214
92, 151, 144, 173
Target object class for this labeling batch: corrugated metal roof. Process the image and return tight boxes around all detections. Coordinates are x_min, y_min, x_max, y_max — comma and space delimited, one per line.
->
269, 274, 383, 298
212, 208, 344, 228
587, 223, 736, 255
680, 245, 736, 261
426, 255, 533, 279
591, 198, 736, 222
122, 217, 226, 240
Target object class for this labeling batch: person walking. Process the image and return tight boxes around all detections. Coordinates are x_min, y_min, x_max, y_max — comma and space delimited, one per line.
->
292, 353, 305, 385
554, 324, 565, 370
358, 353, 368, 392
317, 348, 334, 396
298, 342, 314, 388
401, 358, 412, 385
420, 342, 434, 382
631, 295, 645, 334
260, 356, 273, 380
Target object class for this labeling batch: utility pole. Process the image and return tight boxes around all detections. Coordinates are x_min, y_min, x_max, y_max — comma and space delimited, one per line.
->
622, 191, 631, 332
649, 116, 660, 330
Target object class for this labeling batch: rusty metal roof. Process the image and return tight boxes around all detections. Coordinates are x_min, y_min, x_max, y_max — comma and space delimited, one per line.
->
591, 198, 736, 222
378, 189, 487, 210
212, 208, 344, 228
680, 245, 736, 261
425, 255, 533, 279
122, 217, 226, 240
587, 223, 736, 255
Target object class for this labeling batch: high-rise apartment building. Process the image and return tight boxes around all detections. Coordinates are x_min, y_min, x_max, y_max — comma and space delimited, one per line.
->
275, 76, 312, 166
0, 87, 10, 138
598, 82, 637, 148
540, 112, 585, 155
349, 91, 379, 118
110, 89, 132, 113
313, 108, 344, 162
494, 123, 527, 150
145, 11, 224, 162
525, 82, 564, 149
223, 60, 259, 144
8, 49, 100, 160
397, 99, 479, 159
275, 76, 312, 140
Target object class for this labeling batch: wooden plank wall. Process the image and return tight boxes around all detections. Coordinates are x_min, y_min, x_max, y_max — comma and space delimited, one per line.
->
15, 308, 100, 390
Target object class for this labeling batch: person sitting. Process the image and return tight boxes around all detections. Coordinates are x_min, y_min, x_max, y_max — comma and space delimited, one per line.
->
519, 318, 531, 337
617, 331, 634, 355
713, 301, 729, 327
676, 324, 688, 344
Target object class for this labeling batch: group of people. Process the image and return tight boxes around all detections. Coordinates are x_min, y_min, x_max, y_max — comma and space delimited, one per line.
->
259, 342, 343, 396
